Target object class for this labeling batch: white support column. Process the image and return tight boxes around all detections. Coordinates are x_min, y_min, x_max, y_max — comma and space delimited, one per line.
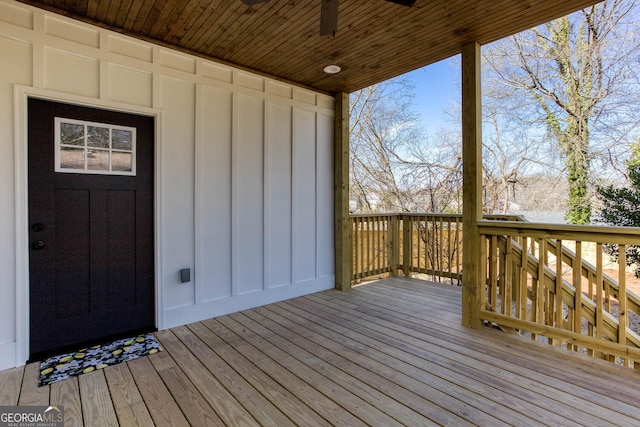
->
461, 41, 483, 328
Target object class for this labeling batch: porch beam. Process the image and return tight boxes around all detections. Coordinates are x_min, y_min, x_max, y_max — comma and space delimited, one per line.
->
335, 92, 352, 290
461, 41, 483, 328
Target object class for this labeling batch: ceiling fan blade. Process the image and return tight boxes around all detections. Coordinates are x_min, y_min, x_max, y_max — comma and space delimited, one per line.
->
320, 0, 339, 36
241, 0, 268, 5
386, 0, 416, 6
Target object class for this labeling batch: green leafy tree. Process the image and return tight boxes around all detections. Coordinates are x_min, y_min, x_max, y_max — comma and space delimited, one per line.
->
596, 140, 640, 276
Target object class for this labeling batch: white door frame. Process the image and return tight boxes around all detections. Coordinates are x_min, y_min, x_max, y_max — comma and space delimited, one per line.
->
13, 85, 163, 366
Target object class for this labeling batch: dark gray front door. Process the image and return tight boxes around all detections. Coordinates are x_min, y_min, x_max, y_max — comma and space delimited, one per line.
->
28, 98, 155, 360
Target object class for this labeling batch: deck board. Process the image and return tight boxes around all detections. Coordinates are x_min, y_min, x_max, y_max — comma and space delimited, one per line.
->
303, 285, 630, 425
4, 277, 640, 426
18, 362, 49, 406
153, 329, 258, 426
147, 348, 226, 426
78, 370, 118, 426
338, 280, 640, 422
268, 300, 565, 426
104, 362, 155, 426
170, 325, 294, 427
201, 317, 365, 426
185, 321, 331, 427
0, 366, 24, 406
50, 377, 83, 426
127, 354, 190, 427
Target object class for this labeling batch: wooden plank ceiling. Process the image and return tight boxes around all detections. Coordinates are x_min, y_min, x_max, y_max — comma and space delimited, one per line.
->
19, 0, 600, 94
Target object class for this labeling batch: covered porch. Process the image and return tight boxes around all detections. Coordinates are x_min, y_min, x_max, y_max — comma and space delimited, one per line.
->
3, 277, 640, 426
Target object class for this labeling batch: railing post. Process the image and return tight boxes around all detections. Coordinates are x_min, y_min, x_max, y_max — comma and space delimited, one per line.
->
334, 92, 351, 290
461, 41, 483, 328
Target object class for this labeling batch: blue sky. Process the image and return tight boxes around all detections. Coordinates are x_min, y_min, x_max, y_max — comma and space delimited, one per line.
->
404, 57, 460, 135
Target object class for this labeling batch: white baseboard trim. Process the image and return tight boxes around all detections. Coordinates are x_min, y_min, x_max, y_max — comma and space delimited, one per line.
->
162, 276, 334, 330
0, 341, 18, 371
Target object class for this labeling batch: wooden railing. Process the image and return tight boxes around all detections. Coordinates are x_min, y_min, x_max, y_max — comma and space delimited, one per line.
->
479, 221, 640, 368
351, 213, 523, 283
351, 213, 462, 283
351, 213, 640, 368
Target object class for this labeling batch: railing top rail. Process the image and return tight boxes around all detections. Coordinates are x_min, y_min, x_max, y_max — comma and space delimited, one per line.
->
350, 213, 526, 221
479, 220, 640, 245
349, 213, 398, 218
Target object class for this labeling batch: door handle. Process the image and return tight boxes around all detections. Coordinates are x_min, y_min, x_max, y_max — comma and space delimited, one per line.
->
32, 240, 46, 250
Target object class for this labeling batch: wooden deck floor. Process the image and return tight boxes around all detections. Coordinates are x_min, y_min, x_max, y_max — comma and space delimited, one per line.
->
2, 277, 640, 426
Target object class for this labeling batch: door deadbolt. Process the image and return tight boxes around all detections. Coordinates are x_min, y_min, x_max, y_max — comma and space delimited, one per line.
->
32, 240, 46, 250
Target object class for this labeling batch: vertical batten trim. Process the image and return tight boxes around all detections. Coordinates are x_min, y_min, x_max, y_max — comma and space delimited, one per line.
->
314, 111, 319, 280
151, 46, 161, 109
461, 41, 483, 328
263, 99, 271, 290
291, 106, 298, 283
289, 105, 295, 285
193, 84, 203, 304
32, 11, 45, 88
230, 91, 239, 297
99, 31, 108, 99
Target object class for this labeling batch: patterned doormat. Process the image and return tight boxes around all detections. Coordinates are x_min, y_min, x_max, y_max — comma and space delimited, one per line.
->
39, 333, 162, 386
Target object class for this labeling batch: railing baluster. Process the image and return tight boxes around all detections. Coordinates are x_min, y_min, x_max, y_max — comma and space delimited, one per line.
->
537, 238, 546, 327
587, 272, 595, 356
439, 216, 444, 281
456, 217, 461, 283
504, 237, 513, 317
555, 239, 563, 346
375, 216, 380, 274
359, 216, 365, 279
403, 216, 411, 277
386, 216, 390, 273
427, 215, 432, 276
490, 235, 498, 311
363, 216, 368, 277
517, 236, 527, 320
531, 239, 539, 329
389, 215, 398, 275
381, 216, 386, 273
619, 244, 628, 367
378, 216, 382, 274
368, 216, 373, 276
431, 216, 436, 279
428, 215, 432, 277
595, 243, 604, 358
368, 216, 372, 275
447, 217, 453, 285
380, 215, 384, 274
353, 217, 359, 279
416, 216, 422, 275
425, 215, 430, 275
572, 241, 583, 351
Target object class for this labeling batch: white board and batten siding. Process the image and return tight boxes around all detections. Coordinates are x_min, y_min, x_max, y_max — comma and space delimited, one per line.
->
0, 0, 335, 370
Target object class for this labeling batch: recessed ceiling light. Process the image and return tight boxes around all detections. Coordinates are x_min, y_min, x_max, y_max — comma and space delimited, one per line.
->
323, 65, 341, 74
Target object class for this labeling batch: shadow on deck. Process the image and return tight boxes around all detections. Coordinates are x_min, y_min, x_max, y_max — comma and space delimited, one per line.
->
2, 277, 640, 426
